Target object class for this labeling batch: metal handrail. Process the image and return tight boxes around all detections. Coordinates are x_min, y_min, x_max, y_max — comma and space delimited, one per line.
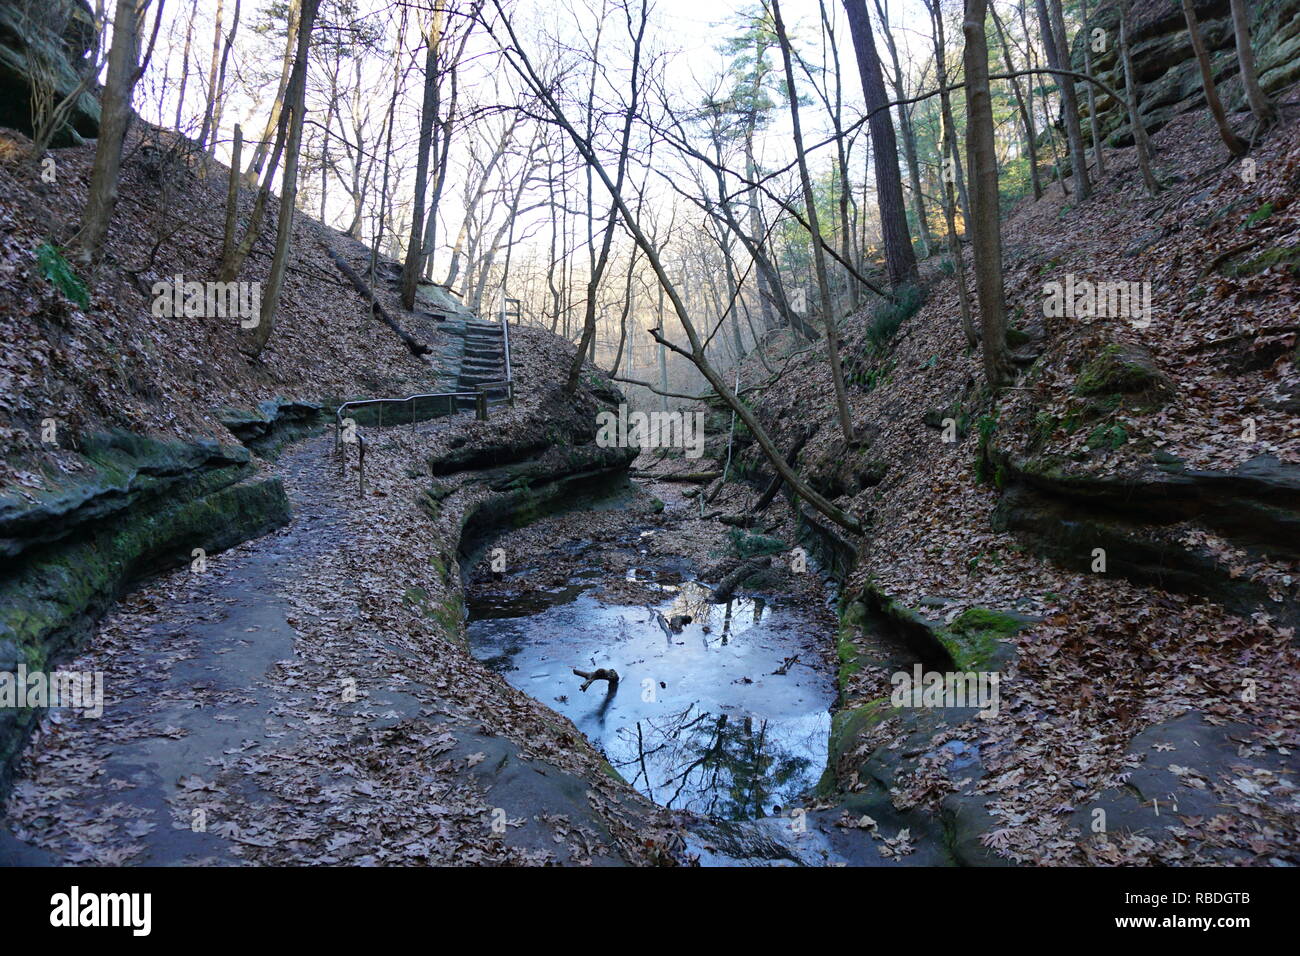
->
334, 296, 520, 494
500, 298, 515, 396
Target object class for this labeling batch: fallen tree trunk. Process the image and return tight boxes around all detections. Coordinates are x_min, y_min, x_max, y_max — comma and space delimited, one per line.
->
573, 667, 619, 692
709, 556, 772, 602
321, 242, 431, 358
753, 429, 812, 513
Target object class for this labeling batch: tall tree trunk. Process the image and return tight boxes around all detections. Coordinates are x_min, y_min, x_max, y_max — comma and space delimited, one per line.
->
222, 122, 242, 262
567, 0, 644, 391
196, 0, 222, 152
874, 0, 933, 259
841, 0, 918, 289
929, 2, 972, 225
774, 0, 853, 446
929, 0, 976, 345
1229, 0, 1276, 133
247, 0, 320, 357
962, 0, 1013, 390
1181, 0, 1248, 157
245, 0, 301, 184
1080, 0, 1106, 177
656, 283, 669, 412
1117, 0, 1161, 196
174, 0, 195, 131
401, 6, 445, 312
205, 0, 240, 159
1037, 0, 1091, 199
77, 0, 147, 267
990, 3, 1042, 199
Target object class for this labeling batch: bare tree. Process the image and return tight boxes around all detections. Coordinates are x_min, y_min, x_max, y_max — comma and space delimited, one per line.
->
245, 0, 302, 184
77, 0, 157, 267
873, 0, 933, 258
1116, 0, 1160, 196
247, 0, 321, 357
962, 0, 1013, 389
401, 3, 449, 311
772, 0, 854, 445
1036, 0, 1090, 199
1079, 0, 1105, 177
489, 0, 865, 535
990, 2, 1042, 200
1181, 0, 1247, 157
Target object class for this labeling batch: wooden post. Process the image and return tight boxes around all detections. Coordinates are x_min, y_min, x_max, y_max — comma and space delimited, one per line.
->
475, 390, 488, 421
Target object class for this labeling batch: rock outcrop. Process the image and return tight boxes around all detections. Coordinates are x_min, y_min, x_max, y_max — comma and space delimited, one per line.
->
0, 0, 100, 145
1075, 0, 1300, 145
0, 431, 290, 792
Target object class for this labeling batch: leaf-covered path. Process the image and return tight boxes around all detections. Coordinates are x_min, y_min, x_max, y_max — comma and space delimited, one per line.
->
0, 428, 659, 865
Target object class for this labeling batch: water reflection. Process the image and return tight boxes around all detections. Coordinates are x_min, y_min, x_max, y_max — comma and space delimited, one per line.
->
467, 580, 833, 820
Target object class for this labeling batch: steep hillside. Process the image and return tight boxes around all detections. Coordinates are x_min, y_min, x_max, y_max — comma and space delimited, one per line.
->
718, 104, 1299, 864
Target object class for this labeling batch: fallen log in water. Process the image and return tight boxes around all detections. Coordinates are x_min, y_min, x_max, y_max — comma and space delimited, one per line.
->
573, 667, 619, 692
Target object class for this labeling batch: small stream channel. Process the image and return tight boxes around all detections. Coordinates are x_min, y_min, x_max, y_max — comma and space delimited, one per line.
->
465, 530, 838, 823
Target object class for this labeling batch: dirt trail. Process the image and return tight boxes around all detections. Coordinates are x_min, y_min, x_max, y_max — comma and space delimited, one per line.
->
1, 428, 650, 866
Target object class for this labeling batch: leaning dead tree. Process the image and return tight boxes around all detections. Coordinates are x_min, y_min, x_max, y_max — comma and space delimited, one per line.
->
322, 243, 431, 357
486, 0, 865, 537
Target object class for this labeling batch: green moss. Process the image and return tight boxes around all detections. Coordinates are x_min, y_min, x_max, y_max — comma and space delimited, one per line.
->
835, 600, 869, 694
1074, 344, 1164, 397
1243, 201, 1274, 229
727, 528, 787, 559
816, 696, 897, 797
940, 607, 1027, 671
1086, 423, 1128, 450
866, 284, 924, 350
1223, 243, 1300, 278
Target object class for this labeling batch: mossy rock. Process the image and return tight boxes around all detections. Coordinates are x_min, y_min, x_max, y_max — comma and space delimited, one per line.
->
1074, 344, 1169, 402
939, 607, 1030, 671
815, 697, 897, 797
835, 600, 869, 694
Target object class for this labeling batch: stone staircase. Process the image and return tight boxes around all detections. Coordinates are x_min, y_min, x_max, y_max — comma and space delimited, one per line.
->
324, 240, 512, 412
455, 320, 509, 409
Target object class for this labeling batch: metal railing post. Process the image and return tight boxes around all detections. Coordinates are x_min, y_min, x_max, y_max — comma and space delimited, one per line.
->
358, 437, 366, 497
